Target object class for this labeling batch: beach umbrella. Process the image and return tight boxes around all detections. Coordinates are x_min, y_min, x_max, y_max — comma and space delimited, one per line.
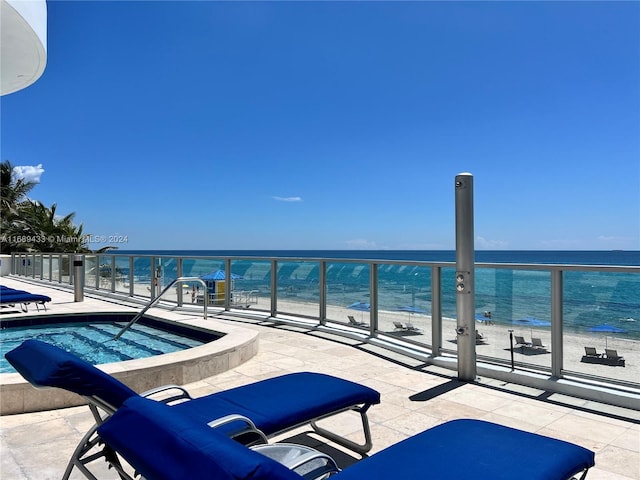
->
347, 302, 370, 312
512, 317, 551, 327
347, 301, 370, 323
396, 305, 427, 314
395, 305, 426, 329
201, 270, 243, 281
588, 324, 627, 348
512, 317, 551, 338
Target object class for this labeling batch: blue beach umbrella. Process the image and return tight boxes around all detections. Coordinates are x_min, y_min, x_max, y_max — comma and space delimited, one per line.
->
512, 317, 552, 327
347, 301, 370, 323
588, 324, 627, 348
512, 317, 551, 338
347, 302, 371, 312
588, 324, 627, 334
396, 305, 427, 314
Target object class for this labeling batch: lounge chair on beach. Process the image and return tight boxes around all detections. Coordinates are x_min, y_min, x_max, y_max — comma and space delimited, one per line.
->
97, 395, 596, 480
475, 330, 488, 344
531, 338, 547, 350
405, 322, 421, 332
5, 340, 380, 479
514, 335, 532, 349
584, 347, 602, 357
394, 321, 421, 332
605, 349, 626, 366
348, 315, 368, 327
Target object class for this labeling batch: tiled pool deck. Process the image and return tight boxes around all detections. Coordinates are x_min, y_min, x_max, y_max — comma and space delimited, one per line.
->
1, 278, 639, 479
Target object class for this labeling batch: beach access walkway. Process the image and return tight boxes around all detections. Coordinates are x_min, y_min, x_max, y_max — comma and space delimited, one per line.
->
0, 278, 639, 479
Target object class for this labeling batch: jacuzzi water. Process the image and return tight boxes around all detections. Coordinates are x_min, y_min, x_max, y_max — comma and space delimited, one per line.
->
0, 314, 216, 374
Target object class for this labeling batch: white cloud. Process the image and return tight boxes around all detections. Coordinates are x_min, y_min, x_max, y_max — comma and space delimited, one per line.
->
539, 238, 582, 249
595, 235, 637, 249
476, 236, 508, 249
345, 238, 378, 249
272, 196, 302, 202
13, 164, 45, 183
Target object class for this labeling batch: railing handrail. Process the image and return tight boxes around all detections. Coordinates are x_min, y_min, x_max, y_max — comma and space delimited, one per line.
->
112, 276, 208, 340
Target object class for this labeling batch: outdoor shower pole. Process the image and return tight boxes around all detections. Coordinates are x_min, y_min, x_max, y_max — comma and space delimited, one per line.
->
455, 172, 477, 381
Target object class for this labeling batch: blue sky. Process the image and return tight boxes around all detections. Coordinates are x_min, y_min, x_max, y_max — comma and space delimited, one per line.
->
2, 1, 639, 251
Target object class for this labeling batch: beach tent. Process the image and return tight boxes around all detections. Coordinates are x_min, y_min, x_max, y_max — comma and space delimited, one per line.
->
200, 270, 243, 305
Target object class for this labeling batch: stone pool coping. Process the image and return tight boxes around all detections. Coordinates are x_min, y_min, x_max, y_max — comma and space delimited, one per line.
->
0, 312, 259, 415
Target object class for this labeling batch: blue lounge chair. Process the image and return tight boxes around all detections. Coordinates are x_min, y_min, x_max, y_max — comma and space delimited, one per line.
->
5, 339, 380, 479
98, 395, 596, 480
0, 285, 51, 311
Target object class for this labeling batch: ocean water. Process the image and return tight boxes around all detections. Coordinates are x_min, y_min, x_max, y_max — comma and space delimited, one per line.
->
110, 250, 640, 338
117, 250, 639, 265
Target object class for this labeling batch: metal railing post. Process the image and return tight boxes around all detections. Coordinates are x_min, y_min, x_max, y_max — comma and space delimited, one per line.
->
177, 258, 184, 306
455, 172, 476, 381
57, 254, 62, 283
110, 256, 116, 292
129, 256, 134, 296
225, 258, 232, 310
370, 262, 378, 334
319, 260, 327, 324
551, 269, 564, 378
270, 259, 277, 317
431, 265, 442, 356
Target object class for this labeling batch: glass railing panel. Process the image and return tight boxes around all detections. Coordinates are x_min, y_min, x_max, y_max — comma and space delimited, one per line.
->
113, 256, 131, 295
181, 257, 224, 305
85, 255, 98, 289
60, 254, 72, 284
325, 261, 370, 327
24, 255, 35, 277
41, 255, 51, 281
97, 255, 115, 290
377, 263, 432, 345
275, 260, 320, 320
32, 255, 43, 279
439, 267, 458, 352
50, 255, 61, 282
481, 268, 552, 371
230, 259, 270, 311
146, 257, 179, 302
562, 270, 639, 386
131, 256, 153, 298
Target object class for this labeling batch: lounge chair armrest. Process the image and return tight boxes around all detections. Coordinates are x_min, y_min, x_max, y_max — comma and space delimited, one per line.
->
141, 384, 193, 403
253, 444, 340, 480
207, 414, 269, 445
283, 450, 339, 474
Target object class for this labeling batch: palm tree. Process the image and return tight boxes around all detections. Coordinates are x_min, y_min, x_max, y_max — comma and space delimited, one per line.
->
1, 160, 91, 253
1, 160, 35, 218
16, 201, 91, 253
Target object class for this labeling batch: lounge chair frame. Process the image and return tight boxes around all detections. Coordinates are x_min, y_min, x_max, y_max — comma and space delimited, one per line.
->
5, 340, 379, 480
0, 286, 51, 312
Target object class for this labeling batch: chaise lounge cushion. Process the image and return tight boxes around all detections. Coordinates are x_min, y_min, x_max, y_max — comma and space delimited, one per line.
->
6, 339, 380, 439
5, 339, 137, 408
336, 418, 595, 480
99, 396, 302, 480
173, 372, 379, 436
100, 397, 595, 480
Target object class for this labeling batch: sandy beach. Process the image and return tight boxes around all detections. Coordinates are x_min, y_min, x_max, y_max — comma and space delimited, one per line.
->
263, 297, 640, 385
139, 282, 640, 386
